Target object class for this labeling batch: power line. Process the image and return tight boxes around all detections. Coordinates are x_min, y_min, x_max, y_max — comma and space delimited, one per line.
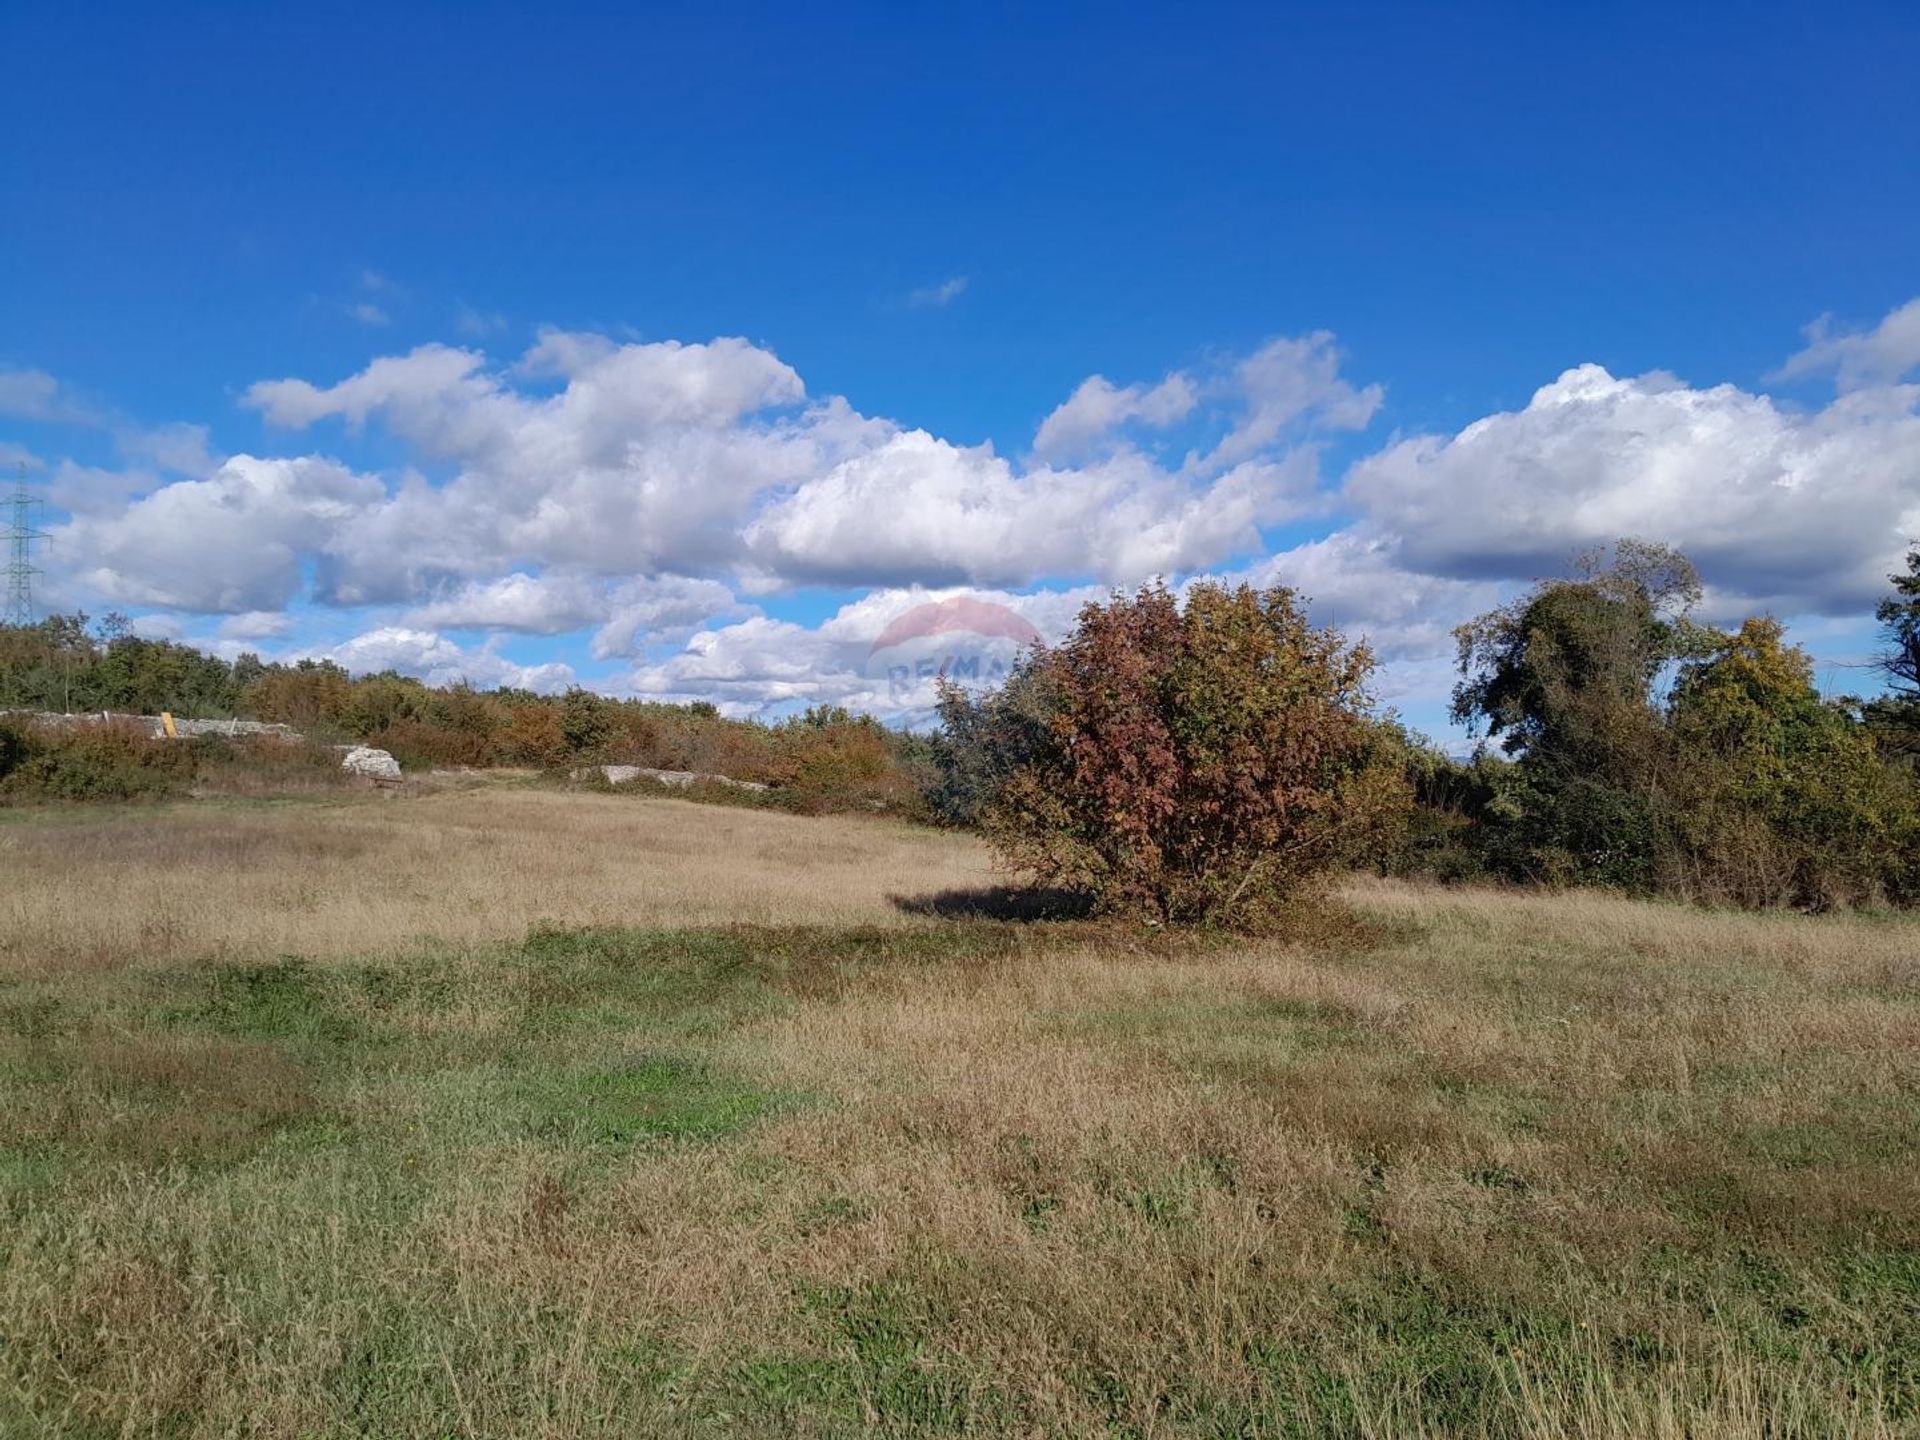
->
5, 466, 49, 627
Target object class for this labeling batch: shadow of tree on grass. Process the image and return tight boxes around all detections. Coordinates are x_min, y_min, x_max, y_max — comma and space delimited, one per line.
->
889, 886, 1095, 923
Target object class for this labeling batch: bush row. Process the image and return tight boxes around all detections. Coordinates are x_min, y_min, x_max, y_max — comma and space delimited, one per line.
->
0, 617, 933, 816
0, 721, 351, 804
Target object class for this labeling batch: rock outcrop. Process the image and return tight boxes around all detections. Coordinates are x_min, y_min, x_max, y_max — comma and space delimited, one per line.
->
338, 746, 403, 781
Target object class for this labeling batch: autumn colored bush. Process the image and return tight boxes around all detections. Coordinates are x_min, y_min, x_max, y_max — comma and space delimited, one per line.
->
972, 580, 1410, 926
2, 615, 942, 810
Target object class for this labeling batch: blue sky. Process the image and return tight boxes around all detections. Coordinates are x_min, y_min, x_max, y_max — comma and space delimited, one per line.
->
4, 2, 1919, 737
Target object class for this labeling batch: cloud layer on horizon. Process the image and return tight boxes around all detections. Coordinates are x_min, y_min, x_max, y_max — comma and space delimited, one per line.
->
15, 298, 1920, 722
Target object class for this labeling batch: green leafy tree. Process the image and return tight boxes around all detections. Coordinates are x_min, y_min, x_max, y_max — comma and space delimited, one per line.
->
1452, 542, 1919, 906
1451, 541, 1711, 887
1878, 546, 1920, 700
1452, 540, 1709, 763
927, 659, 1055, 828
559, 687, 614, 755
1867, 547, 1920, 761
1667, 618, 1918, 907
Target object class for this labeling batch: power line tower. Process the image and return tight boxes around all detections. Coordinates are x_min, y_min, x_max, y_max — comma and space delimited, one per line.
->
5, 468, 49, 627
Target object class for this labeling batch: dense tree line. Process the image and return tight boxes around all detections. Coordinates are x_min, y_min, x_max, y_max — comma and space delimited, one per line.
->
0, 614, 251, 718
935, 545, 1920, 917
9, 543, 1918, 912
0, 615, 928, 813
1429, 542, 1919, 907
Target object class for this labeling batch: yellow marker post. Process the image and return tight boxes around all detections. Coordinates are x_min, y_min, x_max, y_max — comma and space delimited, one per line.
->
160, 712, 178, 739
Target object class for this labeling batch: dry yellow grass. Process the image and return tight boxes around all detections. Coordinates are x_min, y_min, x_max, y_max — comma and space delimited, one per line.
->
0, 783, 996, 974
1, 792, 1915, 1436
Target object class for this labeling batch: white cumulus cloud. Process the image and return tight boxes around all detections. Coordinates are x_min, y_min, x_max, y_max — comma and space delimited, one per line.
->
55, 454, 385, 613
1774, 296, 1920, 391
403, 572, 612, 634
1033, 373, 1198, 460
28, 306, 1920, 729
1343, 362, 1920, 618
744, 429, 1321, 588
301, 626, 575, 693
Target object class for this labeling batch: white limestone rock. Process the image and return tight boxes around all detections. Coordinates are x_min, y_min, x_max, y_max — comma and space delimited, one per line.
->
339, 746, 402, 781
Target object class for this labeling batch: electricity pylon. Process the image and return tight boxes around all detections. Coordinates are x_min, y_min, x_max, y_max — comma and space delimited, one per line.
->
4, 468, 48, 627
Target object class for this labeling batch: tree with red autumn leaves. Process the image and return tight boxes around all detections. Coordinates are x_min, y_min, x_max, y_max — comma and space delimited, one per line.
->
973, 580, 1410, 925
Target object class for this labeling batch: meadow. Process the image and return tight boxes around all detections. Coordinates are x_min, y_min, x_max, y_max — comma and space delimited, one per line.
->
1, 783, 1916, 1437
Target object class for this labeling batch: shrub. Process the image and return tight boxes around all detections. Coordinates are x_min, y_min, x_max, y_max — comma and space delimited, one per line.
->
0, 723, 362, 804
503, 702, 569, 767
0, 720, 198, 803
0, 720, 28, 781
189, 736, 356, 797
560, 688, 615, 756
978, 580, 1411, 926
926, 661, 1055, 828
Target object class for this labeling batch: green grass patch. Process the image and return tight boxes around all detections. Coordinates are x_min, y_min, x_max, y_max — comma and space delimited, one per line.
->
2, 895, 1917, 1437
520, 1053, 786, 1149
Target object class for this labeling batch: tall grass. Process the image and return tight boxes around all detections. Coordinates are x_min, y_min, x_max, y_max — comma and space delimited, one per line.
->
0, 785, 995, 976
0, 791, 1914, 1436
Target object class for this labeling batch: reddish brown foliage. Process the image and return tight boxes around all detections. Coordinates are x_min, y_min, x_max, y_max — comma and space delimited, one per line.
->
986, 580, 1409, 925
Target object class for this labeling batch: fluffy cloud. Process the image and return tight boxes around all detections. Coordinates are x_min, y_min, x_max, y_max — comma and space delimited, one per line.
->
55, 455, 385, 613
249, 334, 807, 445
1031, 334, 1378, 473
617, 540, 1498, 724
1774, 297, 1920, 391
1236, 531, 1501, 664
744, 430, 1321, 587
1191, 334, 1383, 473
128, 613, 185, 640
233, 329, 1374, 603
246, 335, 886, 603
27, 301, 1920, 727
617, 584, 1100, 718
399, 571, 744, 657
620, 614, 856, 714
403, 572, 612, 634
589, 576, 747, 659
1033, 373, 1197, 460
48, 459, 157, 517
743, 335, 1381, 589
301, 626, 575, 693
1343, 362, 1920, 618
219, 610, 295, 641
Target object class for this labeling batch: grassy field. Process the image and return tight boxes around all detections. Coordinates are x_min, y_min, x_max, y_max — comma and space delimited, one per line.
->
1, 786, 1916, 1437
